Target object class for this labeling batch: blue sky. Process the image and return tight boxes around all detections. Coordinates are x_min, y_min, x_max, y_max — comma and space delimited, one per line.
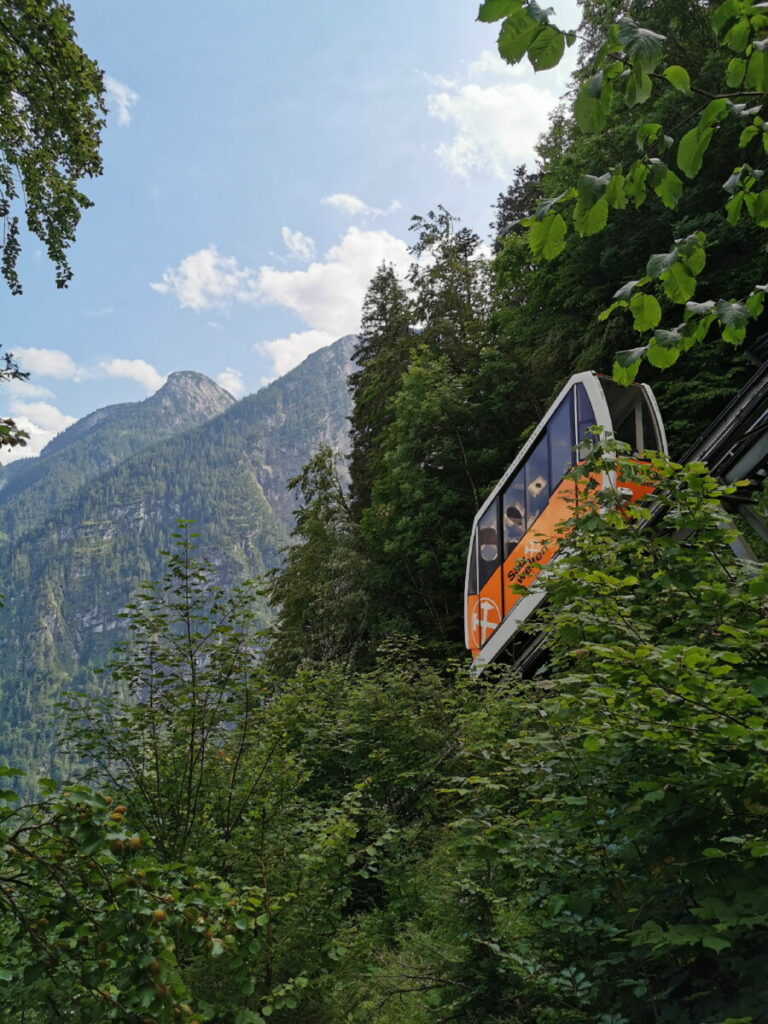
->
1, 0, 579, 460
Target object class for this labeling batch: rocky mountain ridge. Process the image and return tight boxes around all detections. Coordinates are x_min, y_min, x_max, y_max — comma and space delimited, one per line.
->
0, 336, 356, 782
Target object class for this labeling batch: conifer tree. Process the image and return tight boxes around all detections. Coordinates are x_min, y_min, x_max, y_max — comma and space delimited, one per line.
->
348, 264, 414, 513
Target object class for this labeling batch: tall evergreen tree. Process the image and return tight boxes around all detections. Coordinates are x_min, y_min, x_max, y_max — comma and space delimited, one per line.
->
359, 209, 492, 643
267, 447, 374, 672
348, 264, 413, 513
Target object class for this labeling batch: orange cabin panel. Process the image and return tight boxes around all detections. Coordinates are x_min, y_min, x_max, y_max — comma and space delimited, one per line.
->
467, 464, 657, 660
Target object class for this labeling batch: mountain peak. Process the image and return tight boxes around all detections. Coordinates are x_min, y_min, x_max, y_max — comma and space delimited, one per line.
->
156, 370, 237, 402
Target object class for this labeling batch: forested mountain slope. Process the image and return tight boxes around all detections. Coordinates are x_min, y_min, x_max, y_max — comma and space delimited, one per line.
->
0, 371, 236, 536
0, 336, 355, 778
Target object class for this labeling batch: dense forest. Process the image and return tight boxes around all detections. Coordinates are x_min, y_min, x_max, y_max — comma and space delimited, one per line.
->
0, 342, 354, 789
2, 1, 768, 1021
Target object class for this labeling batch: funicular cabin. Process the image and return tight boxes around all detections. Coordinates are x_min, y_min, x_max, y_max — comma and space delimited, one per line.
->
465, 372, 667, 672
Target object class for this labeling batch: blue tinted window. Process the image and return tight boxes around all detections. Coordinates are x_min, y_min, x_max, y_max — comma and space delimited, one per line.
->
502, 474, 526, 558
467, 534, 478, 594
575, 382, 597, 446
525, 435, 550, 525
478, 502, 500, 588
548, 390, 574, 486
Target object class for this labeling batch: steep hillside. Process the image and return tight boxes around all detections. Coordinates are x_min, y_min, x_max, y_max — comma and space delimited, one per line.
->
0, 371, 237, 536
0, 336, 355, 780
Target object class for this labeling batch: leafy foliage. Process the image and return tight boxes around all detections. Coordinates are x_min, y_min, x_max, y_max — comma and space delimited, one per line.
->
0, 0, 105, 292
479, 0, 768, 380
0, 348, 30, 453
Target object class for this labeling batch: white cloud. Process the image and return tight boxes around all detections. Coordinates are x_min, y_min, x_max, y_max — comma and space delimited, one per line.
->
150, 245, 260, 310
427, 48, 572, 179
14, 347, 87, 381
216, 368, 246, 398
258, 226, 410, 336
322, 193, 401, 220
281, 227, 315, 262
258, 330, 336, 377
1, 400, 76, 463
99, 359, 166, 393
4, 378, 54, 399
153, 227, 410, 375
105, 75, 139, 127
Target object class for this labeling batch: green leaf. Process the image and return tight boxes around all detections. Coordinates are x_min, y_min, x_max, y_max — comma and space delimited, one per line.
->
613, 347, 647, 385
528, 25, 565, 71
606, 171, 627, 208
577, 172, 610, 205
726, 192, 744, 224
532, 189, 574, 219
677, 126, 714, 179
662, 65, 691, 93
625, 69, 653, 106
678, 232, 706, 275
528, 212, 567, 259
724, 15, 750, 52
614, 278, 645, 301
624, 160, 649, 206
747, 289, 766, 317
617, 18, 665, 72
630, 293, 661, 331
711, 0, 740, 38
749, 190, 768, 226
636, 122, 662, 150
723, 167, 744, 194
582, 735, 602, 751
574, 79, 612, 133
646, 250, 676, 277
702, 935, 731, 952
588, 68, 605, 97
739, 123, 760, 148
715, 299, 749, 344
727, 57, 747, 87
653, 165, 683, 209
598, 299, 628, 321
715, 299, 749, 329
700, 98, 729, 128
477, 0, 521, 23
661, 261, 696, 303
573, 195, 609, 236
498, 8, 540, 64
647, 331, 681, 368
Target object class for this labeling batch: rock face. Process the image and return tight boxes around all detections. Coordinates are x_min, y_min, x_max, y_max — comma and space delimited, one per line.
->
0, 336, 356, 780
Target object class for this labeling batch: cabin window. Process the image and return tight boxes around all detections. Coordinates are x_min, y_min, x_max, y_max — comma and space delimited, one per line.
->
467, 534, 478, 594
575, 383, 597, 448
525, 435, 550, 526
477, 503, 500, 588
548, 390, 574, 486
503, 475, 526, 557
642, 400, 663, 451
614, 406, 638, 448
